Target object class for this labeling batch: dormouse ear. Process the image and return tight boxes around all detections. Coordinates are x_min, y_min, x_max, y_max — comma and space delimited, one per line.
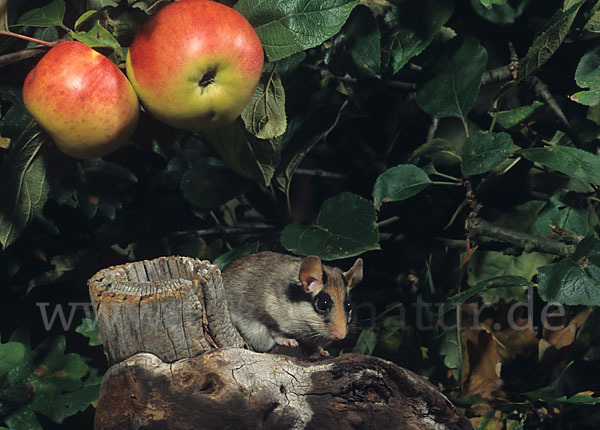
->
299, 256, 323, 294
343, 258, 363, 290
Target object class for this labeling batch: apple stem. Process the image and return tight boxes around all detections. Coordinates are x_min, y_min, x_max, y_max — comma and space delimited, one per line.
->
0, 31, 58, 48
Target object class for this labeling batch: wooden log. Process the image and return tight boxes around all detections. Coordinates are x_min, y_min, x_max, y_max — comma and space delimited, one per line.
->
88, 256, 247, 365
89, 256, 474, 430
94, 349, 474, 430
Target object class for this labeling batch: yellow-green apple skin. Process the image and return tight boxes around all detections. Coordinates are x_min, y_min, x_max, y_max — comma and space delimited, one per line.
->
22, 41, 140, 159
126, 0, 264, 131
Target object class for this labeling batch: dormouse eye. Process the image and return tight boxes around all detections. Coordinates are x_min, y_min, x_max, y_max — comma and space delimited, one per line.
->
313, 293, 332, 313
344, 299, 352, 313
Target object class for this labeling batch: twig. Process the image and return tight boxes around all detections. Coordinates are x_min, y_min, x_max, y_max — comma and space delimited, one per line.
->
386, 80, 417, 91
481, 65, 514, 85
508, 41, 519, 79
0, 45, 47, 68
437, 237, 527, 255
335, 74, 417, 91
426, 116, 439, 141
301, 64, 417, 91
0, 30, 58, 47
294, 168, 347, 180
464, 179, 482, 218
376, 215, 401, 229
171, 224, 278, 238
481, 42, 519, 85
465, 217, 576, 257
528, 76, 583, 148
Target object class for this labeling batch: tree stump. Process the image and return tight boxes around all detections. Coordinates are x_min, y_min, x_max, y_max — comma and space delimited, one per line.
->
89, 256, 473, 430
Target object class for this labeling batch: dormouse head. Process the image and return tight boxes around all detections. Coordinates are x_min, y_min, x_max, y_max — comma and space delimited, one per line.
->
298, 256, 363, 341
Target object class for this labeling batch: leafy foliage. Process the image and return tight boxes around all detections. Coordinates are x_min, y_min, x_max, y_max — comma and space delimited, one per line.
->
372, 164, 432, 209
416, 37, 487, 122
461, 131, 519, 176
281, 192, 380, 260
537, 236, 600, 306
1, 333, 99, 429
2, 0, 600, 428
234, 0, 357, 61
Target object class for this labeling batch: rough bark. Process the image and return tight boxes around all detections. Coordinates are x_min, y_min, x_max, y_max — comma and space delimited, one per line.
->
94, 349, 473, 430
89, 256, 474, 430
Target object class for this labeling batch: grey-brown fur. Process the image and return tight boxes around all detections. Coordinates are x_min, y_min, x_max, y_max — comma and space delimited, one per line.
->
221, 251, 363, 354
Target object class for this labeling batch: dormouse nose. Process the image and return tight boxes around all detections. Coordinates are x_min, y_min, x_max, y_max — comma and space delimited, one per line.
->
330, 325, 347, 340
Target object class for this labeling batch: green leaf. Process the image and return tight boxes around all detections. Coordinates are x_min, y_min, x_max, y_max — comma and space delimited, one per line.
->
75, 318, 102, 347
70, 20, 123, 58
241, 72, 286, 139
533, 191, 589, 236
461, 131, 519, 176
410, 138, 458, 159
331, 5, 381, 77
471, 0, 529, 24
519, 145, 600, 185
523, 362, 600, 405
416, 37, 488, 121
480, 0, 508, 7
519, 1, 584, 79
1, 0, 8, 32
0, 87, 33, 141
27, 250, 93, 293
384, 0, 453, 74
570, 45, 600, 106
4, 409, 42, 430
372, 164, 432, 209
584, 9, 600, 32
235, 0, 358, 61
3, 335, 94, 427
74, 9, 97, 30
15, 0, 65, 27
490, 101, 544, 129
213, 241, 260, 271
87, 0, 118, 7
131, 1, 150, 11
439, 328, 462, 379
0, 124, 50, 249
0, 341, 26, 378
204, 121, 281, 187
281, 192, 380, 260
101, 6, 147, 40
559, 392, 600, 405
180, 157, 250, 210
537, 236, 600, 305
59, 369, 102, 418
352, 329, 378, 355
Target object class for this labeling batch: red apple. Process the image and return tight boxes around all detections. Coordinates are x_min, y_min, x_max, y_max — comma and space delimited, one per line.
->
23, 41, 139, 159
126, 0, 264, 131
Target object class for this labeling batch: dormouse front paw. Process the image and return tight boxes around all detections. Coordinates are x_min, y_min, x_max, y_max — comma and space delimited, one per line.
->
273, 335, 299, 348
316, 346, 330, 357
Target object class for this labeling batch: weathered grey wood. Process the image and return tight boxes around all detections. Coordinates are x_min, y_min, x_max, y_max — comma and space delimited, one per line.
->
88, 256, 246, 365
90, 256, 473, 430
94, 349, 474, 430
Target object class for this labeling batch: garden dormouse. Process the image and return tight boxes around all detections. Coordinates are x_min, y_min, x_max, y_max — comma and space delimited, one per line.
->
221, 251, 363, 356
